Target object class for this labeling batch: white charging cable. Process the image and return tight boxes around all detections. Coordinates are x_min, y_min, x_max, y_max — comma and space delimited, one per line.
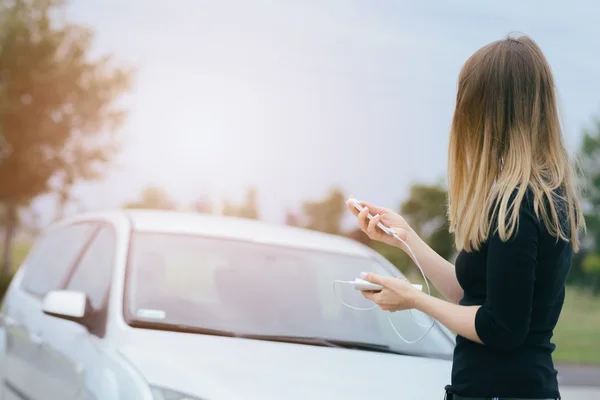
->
333, 231, 435, 344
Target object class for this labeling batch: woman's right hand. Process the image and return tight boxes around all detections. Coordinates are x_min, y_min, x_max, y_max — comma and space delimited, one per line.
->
346, 198, 416, 249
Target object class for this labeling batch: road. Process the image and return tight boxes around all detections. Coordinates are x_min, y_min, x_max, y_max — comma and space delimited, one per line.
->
558, 364, 600, 399
557, 363, 600, 387
560, 386, 600, 399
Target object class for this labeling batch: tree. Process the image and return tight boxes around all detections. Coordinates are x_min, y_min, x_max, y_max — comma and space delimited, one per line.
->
573, 116, 600, 288
123, 186, 175, 210
582, 253, 600, 294
221, 199, 238, 217
400, 183, 455, 260
346, 227, 373, 246
579, 116, 600, 247
301, 187, 346, 235
239, 187, 259, 220
365, 183, 454, 275
0, 0, 133, 274
220, 187, 260, 220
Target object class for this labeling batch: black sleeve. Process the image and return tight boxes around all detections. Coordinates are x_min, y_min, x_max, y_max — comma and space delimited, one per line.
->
474, 196, 540, 351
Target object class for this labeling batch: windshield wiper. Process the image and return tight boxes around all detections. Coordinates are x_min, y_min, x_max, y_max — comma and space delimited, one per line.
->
237, 333, 345, 348
238, 334, 452, 360
129, 319, 239, 338
237, 334, 415, 355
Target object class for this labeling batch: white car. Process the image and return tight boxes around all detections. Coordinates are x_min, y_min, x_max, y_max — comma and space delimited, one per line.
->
0, 210, 455, 400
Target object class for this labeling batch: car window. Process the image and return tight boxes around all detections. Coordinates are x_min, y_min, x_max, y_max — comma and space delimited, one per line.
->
125, 232, 455, 359
21, 223, 98, 297
65, 226, 116, 311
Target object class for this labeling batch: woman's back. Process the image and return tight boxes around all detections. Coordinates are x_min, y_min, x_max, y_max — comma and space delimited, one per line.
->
448, 190, 572, 398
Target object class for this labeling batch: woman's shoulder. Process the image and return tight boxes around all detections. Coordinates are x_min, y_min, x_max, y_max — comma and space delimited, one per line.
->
487, 186, 540, 237
489, 185, 537, 218
501, 185, 565, 216
517, 185, 572, 236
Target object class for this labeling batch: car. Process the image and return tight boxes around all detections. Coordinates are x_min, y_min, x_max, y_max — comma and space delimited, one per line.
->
0, 209, 455, 400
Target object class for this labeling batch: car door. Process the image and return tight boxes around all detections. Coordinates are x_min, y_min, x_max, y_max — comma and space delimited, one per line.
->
36, 224, 117, 400
1, 223, 99, 400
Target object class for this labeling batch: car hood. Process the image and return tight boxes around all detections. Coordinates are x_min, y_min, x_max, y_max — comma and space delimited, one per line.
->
117, 329, 453, 400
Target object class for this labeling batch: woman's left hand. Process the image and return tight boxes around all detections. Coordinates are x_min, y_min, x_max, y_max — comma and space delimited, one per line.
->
360, 272, 420, 312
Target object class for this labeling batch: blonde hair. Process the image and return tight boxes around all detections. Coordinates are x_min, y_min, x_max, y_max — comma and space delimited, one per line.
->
447, 34, 585, 252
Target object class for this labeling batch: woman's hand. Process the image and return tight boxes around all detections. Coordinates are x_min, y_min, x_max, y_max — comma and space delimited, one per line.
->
359, 272, 421, 312
345, 198, 415, 248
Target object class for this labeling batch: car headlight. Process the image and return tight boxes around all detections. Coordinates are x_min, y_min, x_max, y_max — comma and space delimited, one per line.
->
150, 385, 204, 400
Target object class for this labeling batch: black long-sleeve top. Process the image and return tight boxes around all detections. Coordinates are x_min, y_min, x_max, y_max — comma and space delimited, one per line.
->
445, 191, 571, 399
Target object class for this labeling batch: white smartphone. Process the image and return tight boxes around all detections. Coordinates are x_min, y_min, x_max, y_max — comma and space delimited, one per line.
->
348, 197, 396, 236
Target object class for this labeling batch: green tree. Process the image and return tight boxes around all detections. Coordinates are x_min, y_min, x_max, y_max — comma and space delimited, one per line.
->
366, 183, 454, 276
302, 187, 346, 235
401, 184, 454, 261
582, 253, 600, 294
573, 116, 600, 287
0, 0, 133, 275
123, 186, 175, 210
579, 117, 600, 247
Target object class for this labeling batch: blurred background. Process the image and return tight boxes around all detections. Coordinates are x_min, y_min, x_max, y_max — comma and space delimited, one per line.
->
1, 0, 600, 387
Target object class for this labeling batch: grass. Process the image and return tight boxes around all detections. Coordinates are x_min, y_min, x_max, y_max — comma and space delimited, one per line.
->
553, 287, 600, 364
0, 242, 32, 273
11, 242, 31, 271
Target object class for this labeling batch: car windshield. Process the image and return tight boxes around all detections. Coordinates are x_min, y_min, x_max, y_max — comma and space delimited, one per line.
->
124, 232, 455, 359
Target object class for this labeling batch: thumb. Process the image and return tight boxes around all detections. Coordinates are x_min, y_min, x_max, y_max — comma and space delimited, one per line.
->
360, 272, 383, 284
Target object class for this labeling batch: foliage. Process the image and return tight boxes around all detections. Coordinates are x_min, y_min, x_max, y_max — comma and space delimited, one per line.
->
371, 183, 455, 273
0, 242, 29, 300
123, 186, 176, 210
239, 187, 259, 220
0, 273, 13, 301
0, 0, 133, 274
400, 184, 455, 261
221, 187, 260, 220
573, 116, 600, 293
290, 183, 455, 279
581, 253, 600, 295
583, 253, 600, 274
301, 187, 346, 235
579, 117, 600, 239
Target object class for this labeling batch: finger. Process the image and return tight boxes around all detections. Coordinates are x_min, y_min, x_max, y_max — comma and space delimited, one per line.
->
346, 199, 360, 216
361, 290, 375, 301
360, 201, 387, 216
357, 206, 370, 231
360, 271, 383, 285
367, 213, 381, 236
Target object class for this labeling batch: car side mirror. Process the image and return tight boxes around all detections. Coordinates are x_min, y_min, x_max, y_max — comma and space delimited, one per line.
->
42, 290, 88, 322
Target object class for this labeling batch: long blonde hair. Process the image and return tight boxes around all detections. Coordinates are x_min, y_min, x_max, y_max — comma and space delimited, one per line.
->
447, 34, 585, 252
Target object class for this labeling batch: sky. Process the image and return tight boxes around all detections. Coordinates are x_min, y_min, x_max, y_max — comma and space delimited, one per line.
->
31, 0, 600, 226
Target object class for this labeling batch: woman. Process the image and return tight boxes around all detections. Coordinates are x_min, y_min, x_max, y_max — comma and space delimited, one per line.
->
347, 34, 585, 400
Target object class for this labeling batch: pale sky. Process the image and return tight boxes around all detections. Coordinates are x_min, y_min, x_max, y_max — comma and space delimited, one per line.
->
31, 0, 600, 226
